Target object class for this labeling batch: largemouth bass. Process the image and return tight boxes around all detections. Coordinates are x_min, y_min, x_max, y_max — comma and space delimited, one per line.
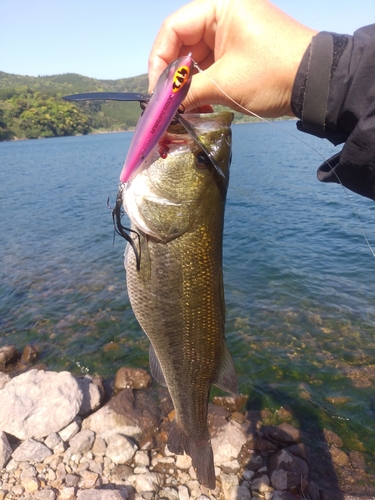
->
121, 111, 237, 489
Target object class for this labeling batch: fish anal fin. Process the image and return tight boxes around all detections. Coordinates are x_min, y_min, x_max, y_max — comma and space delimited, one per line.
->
214, 344, 238, 396
167, 422, 216, 489
149, 344, 167, 387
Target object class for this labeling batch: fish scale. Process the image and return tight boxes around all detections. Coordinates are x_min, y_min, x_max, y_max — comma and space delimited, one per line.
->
123, 112, 237, 489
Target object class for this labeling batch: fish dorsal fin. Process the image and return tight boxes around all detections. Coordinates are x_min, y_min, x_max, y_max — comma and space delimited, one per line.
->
214, 345, 238, 396
149, 344, 167, 387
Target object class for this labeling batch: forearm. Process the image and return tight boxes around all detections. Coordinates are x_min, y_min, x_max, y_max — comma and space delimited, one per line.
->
291, 26, 375, 200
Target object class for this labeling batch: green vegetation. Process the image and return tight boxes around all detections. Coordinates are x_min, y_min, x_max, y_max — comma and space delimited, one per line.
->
0, 70, 289, 141
0, 71, 148, 140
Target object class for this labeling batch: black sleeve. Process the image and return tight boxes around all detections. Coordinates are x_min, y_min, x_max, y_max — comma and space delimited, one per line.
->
291, 25, 375, 201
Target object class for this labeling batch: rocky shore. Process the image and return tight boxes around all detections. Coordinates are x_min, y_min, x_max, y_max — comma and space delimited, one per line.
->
0, 345, 374, 500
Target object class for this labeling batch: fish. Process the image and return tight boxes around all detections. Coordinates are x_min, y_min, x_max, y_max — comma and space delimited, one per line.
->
121, 111, 237, 489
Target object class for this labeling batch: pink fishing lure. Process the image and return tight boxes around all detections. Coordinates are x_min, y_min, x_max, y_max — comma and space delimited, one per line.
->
119, 54, 194, 183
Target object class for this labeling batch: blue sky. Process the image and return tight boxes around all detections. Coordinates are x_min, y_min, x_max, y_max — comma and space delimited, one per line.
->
1, 0, 373, 80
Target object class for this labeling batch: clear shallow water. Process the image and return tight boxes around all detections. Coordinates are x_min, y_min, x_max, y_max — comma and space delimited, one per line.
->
1, 122, 375, 473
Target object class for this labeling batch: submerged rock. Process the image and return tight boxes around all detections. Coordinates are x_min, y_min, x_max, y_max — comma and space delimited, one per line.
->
114, 367, 152, 391
20, 344, 39, 364
0, 345, 19, 367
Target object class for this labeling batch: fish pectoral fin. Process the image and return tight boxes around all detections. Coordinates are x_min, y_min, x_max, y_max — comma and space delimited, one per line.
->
149, 344, 167, 387
214, 345, 238, 396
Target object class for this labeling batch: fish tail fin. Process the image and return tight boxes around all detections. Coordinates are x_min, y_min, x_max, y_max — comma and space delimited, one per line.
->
168, 422, 216, 489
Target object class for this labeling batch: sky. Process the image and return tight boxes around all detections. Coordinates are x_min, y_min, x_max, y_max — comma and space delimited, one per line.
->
1, 0, 373, 80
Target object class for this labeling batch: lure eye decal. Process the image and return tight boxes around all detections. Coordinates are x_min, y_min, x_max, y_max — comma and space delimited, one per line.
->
172, 66, 190, 93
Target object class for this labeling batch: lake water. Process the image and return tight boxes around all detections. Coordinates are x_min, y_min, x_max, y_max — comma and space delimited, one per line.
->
1, 121, 375, 477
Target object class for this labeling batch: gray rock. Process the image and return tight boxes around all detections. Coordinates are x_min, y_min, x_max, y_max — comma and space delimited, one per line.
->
233, 486, 251, 500
77, 469, 99, 488
58, 486, 76, 500
158, 487, 179, 499
12, 438, 52, 462
270, 448, 308, 474
271, 469, 301, 491
82, 390, 142, 440
0, 369, 82, 439
134, 451, 150, 467
0, 373, 10, 390
284, 443, 307, 461
178, 485, 190, 500
105, 434, 137, 464
11, 484, 25, 496
242, 469, 255, 481
20, 475, 40, 493
76, 490, 129, 500
244, 451, 263, 471
65, 474, 80, 486
221, 473, 245, 500
127, 472, 162, 493
175, 453, 191, 470
251, 474, 270, 493
44, 432, 63, 450
69, 429, 95, 454
92, 436, 107, 456
59, 417, 81, 442
19, 464, 37, 478
0, 431, 12, 469
211, 420, 248, 466
33, 490, 56, 500
220, 459, 240, 473
76, 375, 103, 415
5, 457, 18, 471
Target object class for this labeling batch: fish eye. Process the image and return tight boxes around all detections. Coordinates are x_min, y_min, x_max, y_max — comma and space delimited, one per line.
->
196, 151, 211, 169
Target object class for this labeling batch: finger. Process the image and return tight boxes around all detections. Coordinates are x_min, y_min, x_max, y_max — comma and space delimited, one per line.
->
148, 0, 216, 91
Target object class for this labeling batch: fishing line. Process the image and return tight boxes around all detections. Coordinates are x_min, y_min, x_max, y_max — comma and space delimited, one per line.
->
193, 60, 375, 258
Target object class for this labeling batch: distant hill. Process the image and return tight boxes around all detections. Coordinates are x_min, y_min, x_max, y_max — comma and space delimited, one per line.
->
0, 71, 149, 140
0, 71, 148, 94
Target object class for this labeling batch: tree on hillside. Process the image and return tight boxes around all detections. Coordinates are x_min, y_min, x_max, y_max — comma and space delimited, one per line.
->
0, 108, 13, 140
2, 91, 91, 139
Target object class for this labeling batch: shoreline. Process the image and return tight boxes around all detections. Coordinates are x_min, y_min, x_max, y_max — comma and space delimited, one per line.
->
0, 117, 298, 143
0, 346, 374, 500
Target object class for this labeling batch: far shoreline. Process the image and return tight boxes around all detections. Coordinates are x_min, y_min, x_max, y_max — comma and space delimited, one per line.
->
0, 117, 297, 143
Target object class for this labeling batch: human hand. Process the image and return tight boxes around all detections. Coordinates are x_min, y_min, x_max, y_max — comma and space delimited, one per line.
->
148, 0, 317, 118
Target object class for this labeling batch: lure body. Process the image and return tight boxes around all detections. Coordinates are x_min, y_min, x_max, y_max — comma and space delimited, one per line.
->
119, 54, 193, 182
